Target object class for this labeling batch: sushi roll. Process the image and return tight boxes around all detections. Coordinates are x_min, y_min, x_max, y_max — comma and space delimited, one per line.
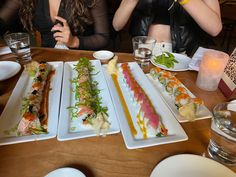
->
175, 93, 190, 109
17, 62, 52, 135
121, 62, 168, 138
174, 86, 188, 96
165, 81, 179, 94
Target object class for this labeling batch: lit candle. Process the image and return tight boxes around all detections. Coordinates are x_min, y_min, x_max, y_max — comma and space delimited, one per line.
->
196, 50, 229, 91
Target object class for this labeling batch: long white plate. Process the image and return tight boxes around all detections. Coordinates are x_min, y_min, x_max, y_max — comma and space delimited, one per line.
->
57, 60, 120, 141
151, 53, 191, 71
0, 62, 63, 145
147, 74, 212, 123
102, 62, 188, 149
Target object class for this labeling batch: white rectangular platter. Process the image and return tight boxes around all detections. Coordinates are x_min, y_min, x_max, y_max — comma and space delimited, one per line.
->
102, 62, 188, 149
0, 61, 63, 145
57, 60, 120, 141
147, 74, 212, 123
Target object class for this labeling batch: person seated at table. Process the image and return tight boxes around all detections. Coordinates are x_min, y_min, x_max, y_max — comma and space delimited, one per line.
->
112, 0, 222, 55
19, 0, 109, 50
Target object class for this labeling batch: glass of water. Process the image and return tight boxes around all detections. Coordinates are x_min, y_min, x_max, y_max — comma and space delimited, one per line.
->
132, 36, 156, 68
207, 101, 236, 166
4, 33, 32, 64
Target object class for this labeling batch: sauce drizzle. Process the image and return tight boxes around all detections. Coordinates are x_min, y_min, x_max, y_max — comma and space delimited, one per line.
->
111, 74, 137, 137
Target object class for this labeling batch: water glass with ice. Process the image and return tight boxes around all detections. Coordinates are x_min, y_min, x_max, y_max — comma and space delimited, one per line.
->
132, 36, 156, 68
4, 33, 32, 64
207, 101, 236, 166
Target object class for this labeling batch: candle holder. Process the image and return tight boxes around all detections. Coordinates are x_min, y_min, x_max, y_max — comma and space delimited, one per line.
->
196, 50, 229, 91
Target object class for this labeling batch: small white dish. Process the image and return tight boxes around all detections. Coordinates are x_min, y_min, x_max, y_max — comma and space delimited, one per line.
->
0, 61, 21, 81
93, 50, 114, 62
45, 167, 86, 177
150, 154, 236, 177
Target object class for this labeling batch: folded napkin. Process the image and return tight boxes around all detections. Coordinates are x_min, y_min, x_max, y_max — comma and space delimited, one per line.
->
228, 100, 236, 112
54, 43, 69, 50
188, 47, 211, 71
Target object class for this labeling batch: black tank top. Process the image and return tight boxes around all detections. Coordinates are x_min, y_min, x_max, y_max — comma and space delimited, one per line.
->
135, 0, 170, 25
130, 0, 171, 37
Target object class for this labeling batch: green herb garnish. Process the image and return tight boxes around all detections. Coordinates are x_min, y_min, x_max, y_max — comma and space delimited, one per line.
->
69, 58, 108, 121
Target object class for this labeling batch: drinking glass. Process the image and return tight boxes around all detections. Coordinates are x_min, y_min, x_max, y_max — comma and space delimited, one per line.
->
4, 33, 32, 64
207, 101, 236, 166
132, 36, 156, 68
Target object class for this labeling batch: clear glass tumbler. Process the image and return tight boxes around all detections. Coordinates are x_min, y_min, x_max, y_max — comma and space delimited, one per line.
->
207, 102, 236, 166
132, 36, 156, 68
4, 33, 32, 64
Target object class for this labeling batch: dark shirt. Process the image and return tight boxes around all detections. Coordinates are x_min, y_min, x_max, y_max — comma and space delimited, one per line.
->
33, 0, 109, 50
134, 0, 170, 25
130, 0, 171, 37
152, 0, 170, 25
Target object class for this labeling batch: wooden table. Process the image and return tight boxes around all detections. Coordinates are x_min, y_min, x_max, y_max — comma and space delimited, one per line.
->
0, 47, 235, 177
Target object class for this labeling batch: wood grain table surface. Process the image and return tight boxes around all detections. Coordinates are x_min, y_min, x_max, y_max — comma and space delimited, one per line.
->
0, 47, 235, 177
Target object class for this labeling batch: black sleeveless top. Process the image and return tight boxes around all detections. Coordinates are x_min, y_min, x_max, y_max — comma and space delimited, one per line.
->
130, 0, 171, 37
133, 0, 170, 25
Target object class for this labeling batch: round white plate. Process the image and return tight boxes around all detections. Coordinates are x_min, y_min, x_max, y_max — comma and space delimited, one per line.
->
93, 50, 114, 61
150, 53, 191, 71
0, 61, 21, 81
45, 167, 86, 177
150, 154, 236, 177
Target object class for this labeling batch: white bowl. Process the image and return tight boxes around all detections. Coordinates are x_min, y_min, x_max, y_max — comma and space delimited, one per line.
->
44, 167, 86, 177
0, 61, 21, 81
93, 50, 114, 62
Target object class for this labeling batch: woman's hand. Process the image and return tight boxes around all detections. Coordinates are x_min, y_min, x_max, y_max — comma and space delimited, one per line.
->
51, 16, 79, 48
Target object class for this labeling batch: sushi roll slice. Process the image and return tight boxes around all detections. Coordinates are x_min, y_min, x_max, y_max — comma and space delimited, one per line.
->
174, 86, 188, 96
168, 76, 181, 85
165, 81, 179, 94
158, 73, 170, 86
150, 67, 162, 79
191, 97, 204, 113
175, 93, 190, 109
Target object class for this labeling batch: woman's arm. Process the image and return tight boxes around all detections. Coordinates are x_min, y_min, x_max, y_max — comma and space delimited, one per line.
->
112, 0, 139, 31
179, 0, 222, 36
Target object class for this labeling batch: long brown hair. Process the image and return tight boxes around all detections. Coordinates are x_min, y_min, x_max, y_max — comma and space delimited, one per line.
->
19, 0, 95, 34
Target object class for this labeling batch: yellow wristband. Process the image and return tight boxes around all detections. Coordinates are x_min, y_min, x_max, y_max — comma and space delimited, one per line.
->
178, 0, 190, 5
